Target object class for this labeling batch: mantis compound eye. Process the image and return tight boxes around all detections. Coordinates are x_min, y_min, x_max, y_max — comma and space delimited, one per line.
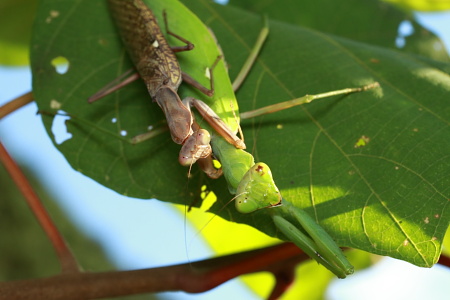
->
235, 195, 260, 214
194, 129, 211, 145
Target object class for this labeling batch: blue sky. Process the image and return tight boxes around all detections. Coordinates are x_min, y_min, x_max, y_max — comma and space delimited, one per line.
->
1, 7, 450, 300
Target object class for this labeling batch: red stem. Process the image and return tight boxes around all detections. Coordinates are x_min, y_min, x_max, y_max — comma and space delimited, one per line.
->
0, 142, 80, 273
187, 242, 305, 292
438, 253, 450, 268
0, 243, 306, 299
0, 92, 34, 119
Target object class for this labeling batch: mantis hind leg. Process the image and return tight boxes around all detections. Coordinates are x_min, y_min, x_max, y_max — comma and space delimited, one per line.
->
272, 214, 348, 278
88, 69, 139, 103
232, 16, 269, 92
270, 200, 354, 278
181, 55, 222, 97
162, 10, 194, 52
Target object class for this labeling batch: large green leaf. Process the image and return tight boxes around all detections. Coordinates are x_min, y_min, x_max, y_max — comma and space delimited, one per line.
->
31, 0, 450, 268
229, 0, 450, 62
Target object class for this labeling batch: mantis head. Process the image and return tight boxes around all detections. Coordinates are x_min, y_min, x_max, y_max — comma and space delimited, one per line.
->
178, 129, 212, 166
235, 163, 282, 213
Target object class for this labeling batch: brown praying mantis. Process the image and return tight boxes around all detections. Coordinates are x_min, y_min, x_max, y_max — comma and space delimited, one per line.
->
90, 0, 247, 179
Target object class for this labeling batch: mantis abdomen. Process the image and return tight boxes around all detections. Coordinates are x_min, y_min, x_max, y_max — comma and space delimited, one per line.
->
108, 0, 182, 95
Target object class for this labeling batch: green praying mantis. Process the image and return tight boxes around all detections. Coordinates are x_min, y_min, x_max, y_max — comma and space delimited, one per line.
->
39, 0, 381, 278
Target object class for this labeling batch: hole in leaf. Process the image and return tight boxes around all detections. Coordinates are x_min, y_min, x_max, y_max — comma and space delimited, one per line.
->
51, 56, 70, 74
395, 20, 414, 49
395, 36, 406, 48
398, 20, 414, 36
51, 111, 72, 144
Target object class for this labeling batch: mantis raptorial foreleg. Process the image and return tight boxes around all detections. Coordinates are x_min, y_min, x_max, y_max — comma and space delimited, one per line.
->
179, 118, 223, 179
